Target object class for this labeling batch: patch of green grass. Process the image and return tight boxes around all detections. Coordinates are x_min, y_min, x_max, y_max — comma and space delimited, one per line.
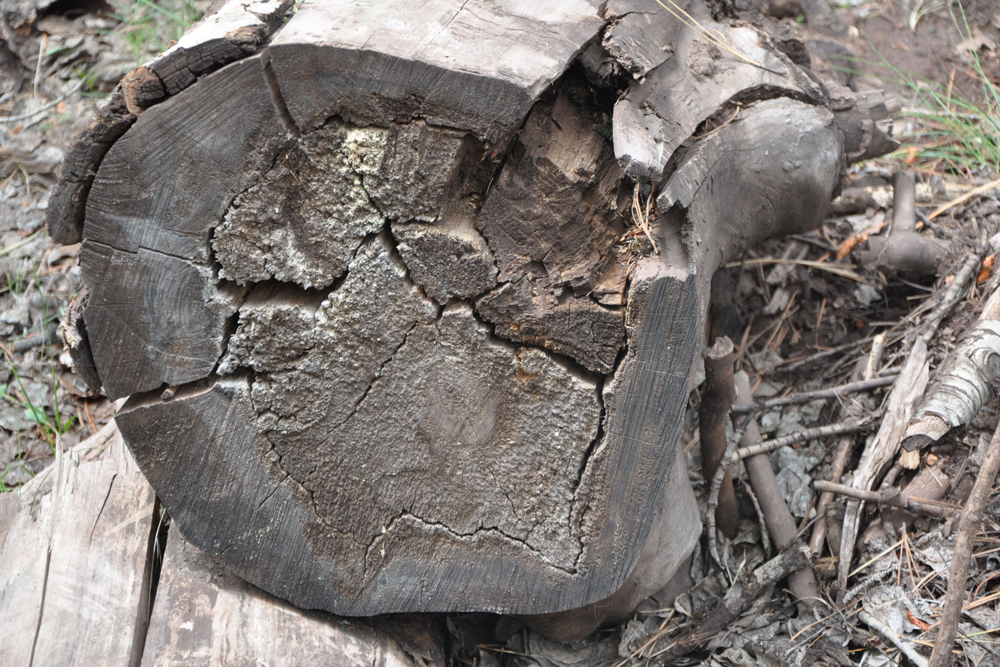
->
868, 2, 1000, 176
109, 0, 206, 66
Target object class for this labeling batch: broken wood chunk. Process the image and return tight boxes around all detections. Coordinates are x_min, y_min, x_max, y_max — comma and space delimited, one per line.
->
57, 286, 102, 396
476, 279, 625, 374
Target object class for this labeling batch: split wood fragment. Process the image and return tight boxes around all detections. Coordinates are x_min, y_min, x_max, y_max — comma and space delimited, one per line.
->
837, 337, 929, 591
927, 414, 1000, 667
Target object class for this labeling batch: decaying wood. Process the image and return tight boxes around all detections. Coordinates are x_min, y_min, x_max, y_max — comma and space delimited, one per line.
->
0, 422, 156, 667
837, 339, 929, 592
701, 337, 739, 539
927, 416, 1000, 667
51, 0, 898, 624
904, 284, 1000, 453
143, 530, 423, 667
57, 285, 101, 396
733, 372, 820, 609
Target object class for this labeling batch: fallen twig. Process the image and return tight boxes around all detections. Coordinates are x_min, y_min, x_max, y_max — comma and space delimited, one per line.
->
813, 480, 958, 519
734, 372, 819, 610
707, 415, 877, 564
927, 416, 1000, 667
0, 79, 84, 124
919, 250, 987, 344
928, 175, 1000, 220
860, 610, 929, 667
731, 374, 898, 413
702, 337, 740, 538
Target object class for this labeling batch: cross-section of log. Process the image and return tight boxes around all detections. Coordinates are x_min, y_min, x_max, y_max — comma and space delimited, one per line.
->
60, 0, 895, 623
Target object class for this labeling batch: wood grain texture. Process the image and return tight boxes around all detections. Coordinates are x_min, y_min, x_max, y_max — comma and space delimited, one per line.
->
142, 530, 419, 667
0, 423, 156, 667
82, 55, 288, 399
266, 0, 606, 141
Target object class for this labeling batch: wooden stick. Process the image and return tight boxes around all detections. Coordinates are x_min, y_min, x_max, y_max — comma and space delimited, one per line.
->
927, 417, 1000, 667
813, 480, 957, 519
734, 372, 819, 609
860, 610, 929, 667
702, 337, 739, 539
731, 374, 898, 413
928, 176, 1000, 220
920, 250, 986, 344
707, 416, 877, 564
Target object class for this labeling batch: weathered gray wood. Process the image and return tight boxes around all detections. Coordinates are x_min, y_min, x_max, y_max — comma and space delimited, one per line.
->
608, 0, 825, 180
54, 0, 900, 629
474, 84, 628, 374
82, 55, 287, 399
266, 0, 606, 141
0, 423, 156, 667
142, 530, 421, 667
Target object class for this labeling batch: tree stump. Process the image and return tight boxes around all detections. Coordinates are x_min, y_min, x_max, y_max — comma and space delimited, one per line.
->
50, 0, 896, 629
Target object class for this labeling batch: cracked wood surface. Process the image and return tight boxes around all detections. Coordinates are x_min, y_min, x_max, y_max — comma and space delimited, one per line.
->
57, 0, 895, 625
46, 0, 293, 245
0, 424, 154, 667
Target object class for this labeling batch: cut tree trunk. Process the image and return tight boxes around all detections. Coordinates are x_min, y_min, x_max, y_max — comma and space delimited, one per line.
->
49, 0, 896, 631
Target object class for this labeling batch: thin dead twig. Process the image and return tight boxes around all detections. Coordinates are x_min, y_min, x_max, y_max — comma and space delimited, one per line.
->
706, 415, 877, 564
920, 250, 986, 343
928, 416, 1000, 667
859, 610, 929, 667
813, 480, 958, 519
731, 374, 898, 413
648, 544, 811, 663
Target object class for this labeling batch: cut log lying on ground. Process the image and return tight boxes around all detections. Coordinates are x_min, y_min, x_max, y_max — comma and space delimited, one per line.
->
50, 0, 896, 632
